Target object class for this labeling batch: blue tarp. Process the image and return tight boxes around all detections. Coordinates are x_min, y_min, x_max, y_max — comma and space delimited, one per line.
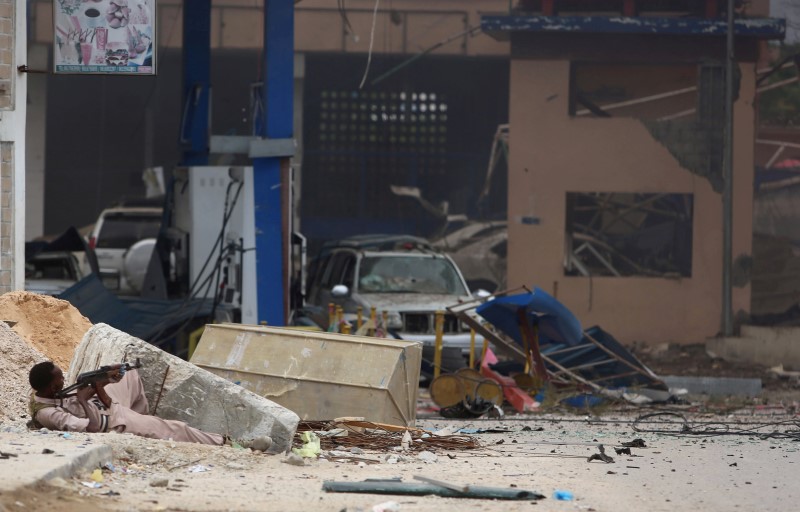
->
476, 287, 583, 347
477, 288, 666, 390
59, 274, 215, 348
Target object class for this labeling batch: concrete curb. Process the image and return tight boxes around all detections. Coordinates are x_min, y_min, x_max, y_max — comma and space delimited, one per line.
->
0, 432, 113, 492
39, 444, 113, 482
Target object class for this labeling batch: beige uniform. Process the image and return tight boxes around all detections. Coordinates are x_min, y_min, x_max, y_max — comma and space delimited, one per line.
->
33, 370, 223, 446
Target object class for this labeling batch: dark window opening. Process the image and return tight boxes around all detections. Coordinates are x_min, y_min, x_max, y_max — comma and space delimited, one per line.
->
565, 192, 693, 278
569, 63, 698, 121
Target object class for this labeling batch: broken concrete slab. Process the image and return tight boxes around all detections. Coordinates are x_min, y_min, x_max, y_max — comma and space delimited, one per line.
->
661, 376, 762, 397
67, 323, 299, 453
190, 324, 421, 426
706, 325, 800, 368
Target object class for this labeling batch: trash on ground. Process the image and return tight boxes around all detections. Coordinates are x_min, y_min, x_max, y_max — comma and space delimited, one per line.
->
297, 420, 480, 452
322, 478, 545, 500
372, 501, 401, 512
188, 464, 210, 473
587, 445, 614, 463
553, 490, 574, 501
292, 431, 321, 458
621, 438, 647, 448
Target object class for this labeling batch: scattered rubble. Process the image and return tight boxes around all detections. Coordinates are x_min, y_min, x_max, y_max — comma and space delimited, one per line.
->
0, 322, 46, 422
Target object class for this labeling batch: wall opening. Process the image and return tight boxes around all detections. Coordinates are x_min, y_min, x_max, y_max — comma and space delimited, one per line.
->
564, 192, 693, 278
569, 63, 698, 121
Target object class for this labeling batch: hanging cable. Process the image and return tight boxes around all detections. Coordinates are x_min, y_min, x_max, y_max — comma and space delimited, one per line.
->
358, 0, 381, 89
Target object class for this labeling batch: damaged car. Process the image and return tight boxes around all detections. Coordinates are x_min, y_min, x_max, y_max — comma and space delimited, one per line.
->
302, 235, 479, 367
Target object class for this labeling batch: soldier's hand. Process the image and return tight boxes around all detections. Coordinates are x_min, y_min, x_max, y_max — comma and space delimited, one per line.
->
76, 385, 96, 401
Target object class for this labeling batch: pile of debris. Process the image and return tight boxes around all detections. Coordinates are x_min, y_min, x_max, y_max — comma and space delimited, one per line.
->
0, 291, 92, 368
0, 292, 92, 423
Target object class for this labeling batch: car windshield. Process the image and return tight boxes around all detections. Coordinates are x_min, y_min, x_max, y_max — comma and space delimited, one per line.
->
25, 256, 77, 280
97, 214, 162, 249
357, 255, 467, 295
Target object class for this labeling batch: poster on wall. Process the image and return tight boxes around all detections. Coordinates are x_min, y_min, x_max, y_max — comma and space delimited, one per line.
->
53, 0, 156, 75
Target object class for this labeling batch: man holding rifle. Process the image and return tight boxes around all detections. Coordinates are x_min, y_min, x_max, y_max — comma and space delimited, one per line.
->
28, 361, 271, 451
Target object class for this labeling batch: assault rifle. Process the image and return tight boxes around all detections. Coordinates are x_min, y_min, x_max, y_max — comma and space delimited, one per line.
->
55, 359, 142, 398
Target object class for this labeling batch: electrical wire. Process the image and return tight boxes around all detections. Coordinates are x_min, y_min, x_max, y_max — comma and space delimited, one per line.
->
358, 0, 380, 89
146, 181, 244, 345
632, 412, 800, 441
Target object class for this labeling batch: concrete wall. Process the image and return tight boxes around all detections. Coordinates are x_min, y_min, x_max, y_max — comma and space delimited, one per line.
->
28, 0, 509, 56
506, 59, 756, 345
0, 0, 25, 291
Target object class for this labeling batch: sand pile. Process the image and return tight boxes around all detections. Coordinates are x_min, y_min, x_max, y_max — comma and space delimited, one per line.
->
0, 291, 92, 369
0, 322, 46, 422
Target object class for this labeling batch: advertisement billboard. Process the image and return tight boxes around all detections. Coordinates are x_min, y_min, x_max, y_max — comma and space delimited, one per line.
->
53, 0, 156, 75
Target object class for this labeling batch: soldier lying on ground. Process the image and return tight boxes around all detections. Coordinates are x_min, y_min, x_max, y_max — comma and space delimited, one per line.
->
28, 361, 271, 451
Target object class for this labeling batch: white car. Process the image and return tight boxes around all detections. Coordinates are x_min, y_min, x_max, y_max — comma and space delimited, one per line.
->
304, 235, 477, 356
25, 251, 84, 296
87, 207, 163, 295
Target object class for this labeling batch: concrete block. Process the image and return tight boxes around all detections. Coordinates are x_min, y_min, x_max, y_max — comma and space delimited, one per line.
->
707, 326, 800, 369
191, 324, 422, 426
68, 323, 300, 453
661, 376, 762, 397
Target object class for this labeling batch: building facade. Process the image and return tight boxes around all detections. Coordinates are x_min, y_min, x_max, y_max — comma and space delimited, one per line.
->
0, 0, 26, 292
484, 0, 784, 344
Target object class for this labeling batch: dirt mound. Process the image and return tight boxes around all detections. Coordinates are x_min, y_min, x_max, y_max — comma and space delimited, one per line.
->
0, 291, 92, 369
0, 322, 46, 422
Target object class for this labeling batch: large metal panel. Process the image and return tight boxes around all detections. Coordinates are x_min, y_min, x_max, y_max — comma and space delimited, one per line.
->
191, 324, 421, 426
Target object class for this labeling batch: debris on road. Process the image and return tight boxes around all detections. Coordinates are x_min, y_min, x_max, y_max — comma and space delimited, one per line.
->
322, 478, 545, 500
297, 420, 480, 452
553, 489, 574, 501
621, 439, 647, 448
448, 288, 670, 406
587, 445, 614, 464
292, 431, 322, 458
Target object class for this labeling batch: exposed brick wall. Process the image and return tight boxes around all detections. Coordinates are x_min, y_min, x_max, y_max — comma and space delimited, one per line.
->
0, 0, 12, 110
0, 142, 12, 293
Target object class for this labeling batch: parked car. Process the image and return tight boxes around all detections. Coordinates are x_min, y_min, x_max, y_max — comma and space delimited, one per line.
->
87, 207, 163, 295
25, 251, 84, 296
302, 235, 477, 358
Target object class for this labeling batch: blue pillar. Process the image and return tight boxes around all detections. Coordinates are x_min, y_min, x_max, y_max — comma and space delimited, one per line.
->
181, 0, 211, 165
253, 0, 294, 325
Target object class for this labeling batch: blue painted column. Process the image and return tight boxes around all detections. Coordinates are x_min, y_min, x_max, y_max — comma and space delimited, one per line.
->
181, 0, 211, 165
253, 0, 294, 325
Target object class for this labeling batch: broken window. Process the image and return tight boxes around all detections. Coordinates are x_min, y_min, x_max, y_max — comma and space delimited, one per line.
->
564, 192, 693, 278
569, 63, 698, 121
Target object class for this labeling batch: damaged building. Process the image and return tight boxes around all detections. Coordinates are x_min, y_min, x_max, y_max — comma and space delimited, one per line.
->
482, 0, 784, 344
